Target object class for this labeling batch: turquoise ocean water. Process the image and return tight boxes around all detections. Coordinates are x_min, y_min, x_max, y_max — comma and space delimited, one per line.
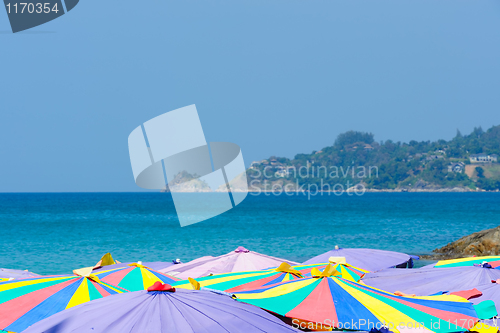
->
0, 193, 499, 275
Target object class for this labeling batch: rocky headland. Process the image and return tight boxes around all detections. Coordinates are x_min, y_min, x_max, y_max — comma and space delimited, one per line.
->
422, 225, 500, 260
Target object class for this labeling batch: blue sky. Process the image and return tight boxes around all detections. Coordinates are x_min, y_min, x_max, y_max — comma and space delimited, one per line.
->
1, 0, 500, 192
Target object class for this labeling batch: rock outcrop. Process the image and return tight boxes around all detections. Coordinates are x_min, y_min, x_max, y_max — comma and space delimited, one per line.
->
431, 225, 500, 259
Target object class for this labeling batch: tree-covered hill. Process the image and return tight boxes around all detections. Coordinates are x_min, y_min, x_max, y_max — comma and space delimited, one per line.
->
247, 125, 500, 191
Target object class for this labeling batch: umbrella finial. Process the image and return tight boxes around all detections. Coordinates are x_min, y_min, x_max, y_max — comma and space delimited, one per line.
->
275, 262, 302, 276
189, 277, 201, 290
147, 281, 176, 292
328, 256, 346, 264
235, 246, 250, 253
73, 268, 102, 283
334, 245, 339, 250
311, 264, 341, 278
73, 267, 94, 277
128, 262, 146, 268
93, 253, 117, 270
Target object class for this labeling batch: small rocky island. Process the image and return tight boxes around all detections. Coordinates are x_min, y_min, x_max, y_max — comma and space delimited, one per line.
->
426, 225, 500, 259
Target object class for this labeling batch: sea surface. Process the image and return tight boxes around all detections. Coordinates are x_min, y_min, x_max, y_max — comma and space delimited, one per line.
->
0, 192, 499, 275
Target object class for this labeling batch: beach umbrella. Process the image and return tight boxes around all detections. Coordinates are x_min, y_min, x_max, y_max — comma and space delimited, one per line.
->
474, 283, 500, 315
21, 282, 300, 333
433, 256, 500, 269
174, 262, 368, 293
92, 262, 179, 291
363, 266, 500, 296
0, 272, 128, 333
439, 282, 500, 316
234, 272, 481, 333
0, 268, 39, 281
302, 247, 416, 271
173, 262, 304, 293
160, 246, 298, 279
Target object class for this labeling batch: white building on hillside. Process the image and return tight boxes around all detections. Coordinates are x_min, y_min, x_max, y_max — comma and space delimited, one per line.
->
470, 154, 498, 163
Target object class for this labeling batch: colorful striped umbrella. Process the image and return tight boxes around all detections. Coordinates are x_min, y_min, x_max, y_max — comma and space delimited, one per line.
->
446, 282, 500, 317
0, 273, 128, 332
92, 262, 179, 291
174, 262, 368, 293
22, 282, 300, 333
234, 275, 480, 333
174, 262, 305, 293
434, 256, 500, 269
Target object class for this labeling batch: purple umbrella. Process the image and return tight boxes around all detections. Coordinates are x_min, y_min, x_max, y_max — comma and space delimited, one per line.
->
363, 266, 500, 296
21, 283, 299, 333
302, 247, 416, 271
0, 268, 39, 280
